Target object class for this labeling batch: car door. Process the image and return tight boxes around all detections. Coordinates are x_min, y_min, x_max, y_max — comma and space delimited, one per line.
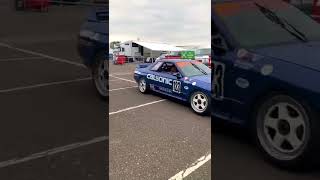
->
212, 24, 238, 120
148, 62, 175, 95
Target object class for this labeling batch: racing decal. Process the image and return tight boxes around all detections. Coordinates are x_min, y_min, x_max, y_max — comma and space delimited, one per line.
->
213, 61, 225, 100
235, 78, 249, 88
260, 64, 273, 76
147, 74, 172, 85
173, 80, 182, 93
159, 86, 172, 93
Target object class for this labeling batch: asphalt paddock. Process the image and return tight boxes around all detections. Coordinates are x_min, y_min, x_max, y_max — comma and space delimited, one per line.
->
212, 118, 320, 180
109, 62, 211, 179
0, 4, 107, 180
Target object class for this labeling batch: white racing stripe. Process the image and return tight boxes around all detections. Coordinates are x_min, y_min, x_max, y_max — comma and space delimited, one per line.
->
109, 75, 136, 83
109, 99, 166, 115
0, 42, 86, 68
0, 136, 108, 169
0, 77, 91, 93
109, 86, 137, 92
0, 57, 45, 62
168, 153, 211, 180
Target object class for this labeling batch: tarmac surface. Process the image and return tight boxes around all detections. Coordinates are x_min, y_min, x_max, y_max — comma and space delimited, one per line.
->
0, 3, 107, 180
109, 62, 211, 179
212, 121, 320, 180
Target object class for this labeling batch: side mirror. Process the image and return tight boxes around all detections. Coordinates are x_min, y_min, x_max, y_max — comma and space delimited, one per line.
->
173, 72, 182, 79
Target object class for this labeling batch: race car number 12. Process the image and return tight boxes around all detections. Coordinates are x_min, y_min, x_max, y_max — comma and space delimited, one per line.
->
213, 61, 225, 100
173, 80, 181, 93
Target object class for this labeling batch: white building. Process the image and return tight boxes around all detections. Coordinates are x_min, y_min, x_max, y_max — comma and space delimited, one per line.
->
115, 40, 185, 62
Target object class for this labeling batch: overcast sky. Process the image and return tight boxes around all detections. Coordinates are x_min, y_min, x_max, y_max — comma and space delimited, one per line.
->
109, 0, 210, 47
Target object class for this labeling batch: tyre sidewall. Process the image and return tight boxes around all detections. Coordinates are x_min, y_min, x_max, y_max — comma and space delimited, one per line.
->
92, 52, 107, 99
138, 77, 149, 94
252, 94, 320, 169
190, 91, 210, 116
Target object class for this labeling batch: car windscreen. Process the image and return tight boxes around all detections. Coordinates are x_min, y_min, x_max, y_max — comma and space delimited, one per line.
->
214, 0, 320, 48
176, 61, 211, 77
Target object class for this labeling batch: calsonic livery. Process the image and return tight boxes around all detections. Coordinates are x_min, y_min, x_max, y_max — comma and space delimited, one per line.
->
213, 0, 320, 168
134, 59, 211, 115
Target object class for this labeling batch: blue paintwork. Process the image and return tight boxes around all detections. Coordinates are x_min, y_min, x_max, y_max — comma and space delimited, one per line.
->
134, 59, 211, 102
212, 0, 320, 126
78, 6, 108, 67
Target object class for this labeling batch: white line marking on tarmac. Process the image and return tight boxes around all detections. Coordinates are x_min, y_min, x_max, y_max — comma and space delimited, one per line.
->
109, 86, 137, 92
0, 42, 86, 68
0, 136, 108, 169
0, 56, 45, 62
109, 99, 166, 115
109, 75, 136, 83
0, 77, 91, 93
168, 153, 211, 180
110, 72, 132, 76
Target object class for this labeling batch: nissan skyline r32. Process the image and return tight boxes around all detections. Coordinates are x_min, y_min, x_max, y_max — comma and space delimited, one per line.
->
213, 0, 320, 168
134, 59, 211, 115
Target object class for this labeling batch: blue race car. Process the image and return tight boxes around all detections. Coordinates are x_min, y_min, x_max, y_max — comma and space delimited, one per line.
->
78, 4, 108, 98
134, 59, 211, 115
212, 0, 320, 168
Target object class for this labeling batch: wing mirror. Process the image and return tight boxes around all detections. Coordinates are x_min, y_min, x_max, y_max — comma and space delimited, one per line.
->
173, 72, 182, 79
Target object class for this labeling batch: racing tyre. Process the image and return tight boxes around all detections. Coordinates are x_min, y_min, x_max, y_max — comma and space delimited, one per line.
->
92, 52, 108, 99
190, 91, 210, 115
138, 78, 149, 94
254, 94, 320, 169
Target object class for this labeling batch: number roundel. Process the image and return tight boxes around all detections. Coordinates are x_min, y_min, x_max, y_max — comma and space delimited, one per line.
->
213, 61, 225, 100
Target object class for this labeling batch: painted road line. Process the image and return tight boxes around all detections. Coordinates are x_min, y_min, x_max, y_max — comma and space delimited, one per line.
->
0, 42, 86, 68
109, 79, 121, 82
109, 99, 166, 115
0, 57, 45, 62
109, 75, 136, 83
168, 153, 211, 180
110, 72, 132, 76
109, 86, 138, 92
0, 77, 91, 93
0, 136, 108, 169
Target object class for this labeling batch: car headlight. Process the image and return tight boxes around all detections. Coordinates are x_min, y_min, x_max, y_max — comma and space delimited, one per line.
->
79, 30, 105, 41
79, 30, 96, 39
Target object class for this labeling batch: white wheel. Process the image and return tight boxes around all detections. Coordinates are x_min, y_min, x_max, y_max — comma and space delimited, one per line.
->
138, 78, 148, 93
93, 53, 107, 98
255, 94, 320, 168
190, 91, 210, 115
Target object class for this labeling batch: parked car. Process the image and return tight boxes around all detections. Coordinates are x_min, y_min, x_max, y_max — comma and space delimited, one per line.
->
195, 48, 211, 67
212, 0, 320, 168
134, 59, 211, 115
78, 5, 108, 98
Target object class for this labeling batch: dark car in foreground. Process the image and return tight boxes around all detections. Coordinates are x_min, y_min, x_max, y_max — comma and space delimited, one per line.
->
212, 0, 320, 168
78, 5, 108, 98
134, 59, 211, 115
